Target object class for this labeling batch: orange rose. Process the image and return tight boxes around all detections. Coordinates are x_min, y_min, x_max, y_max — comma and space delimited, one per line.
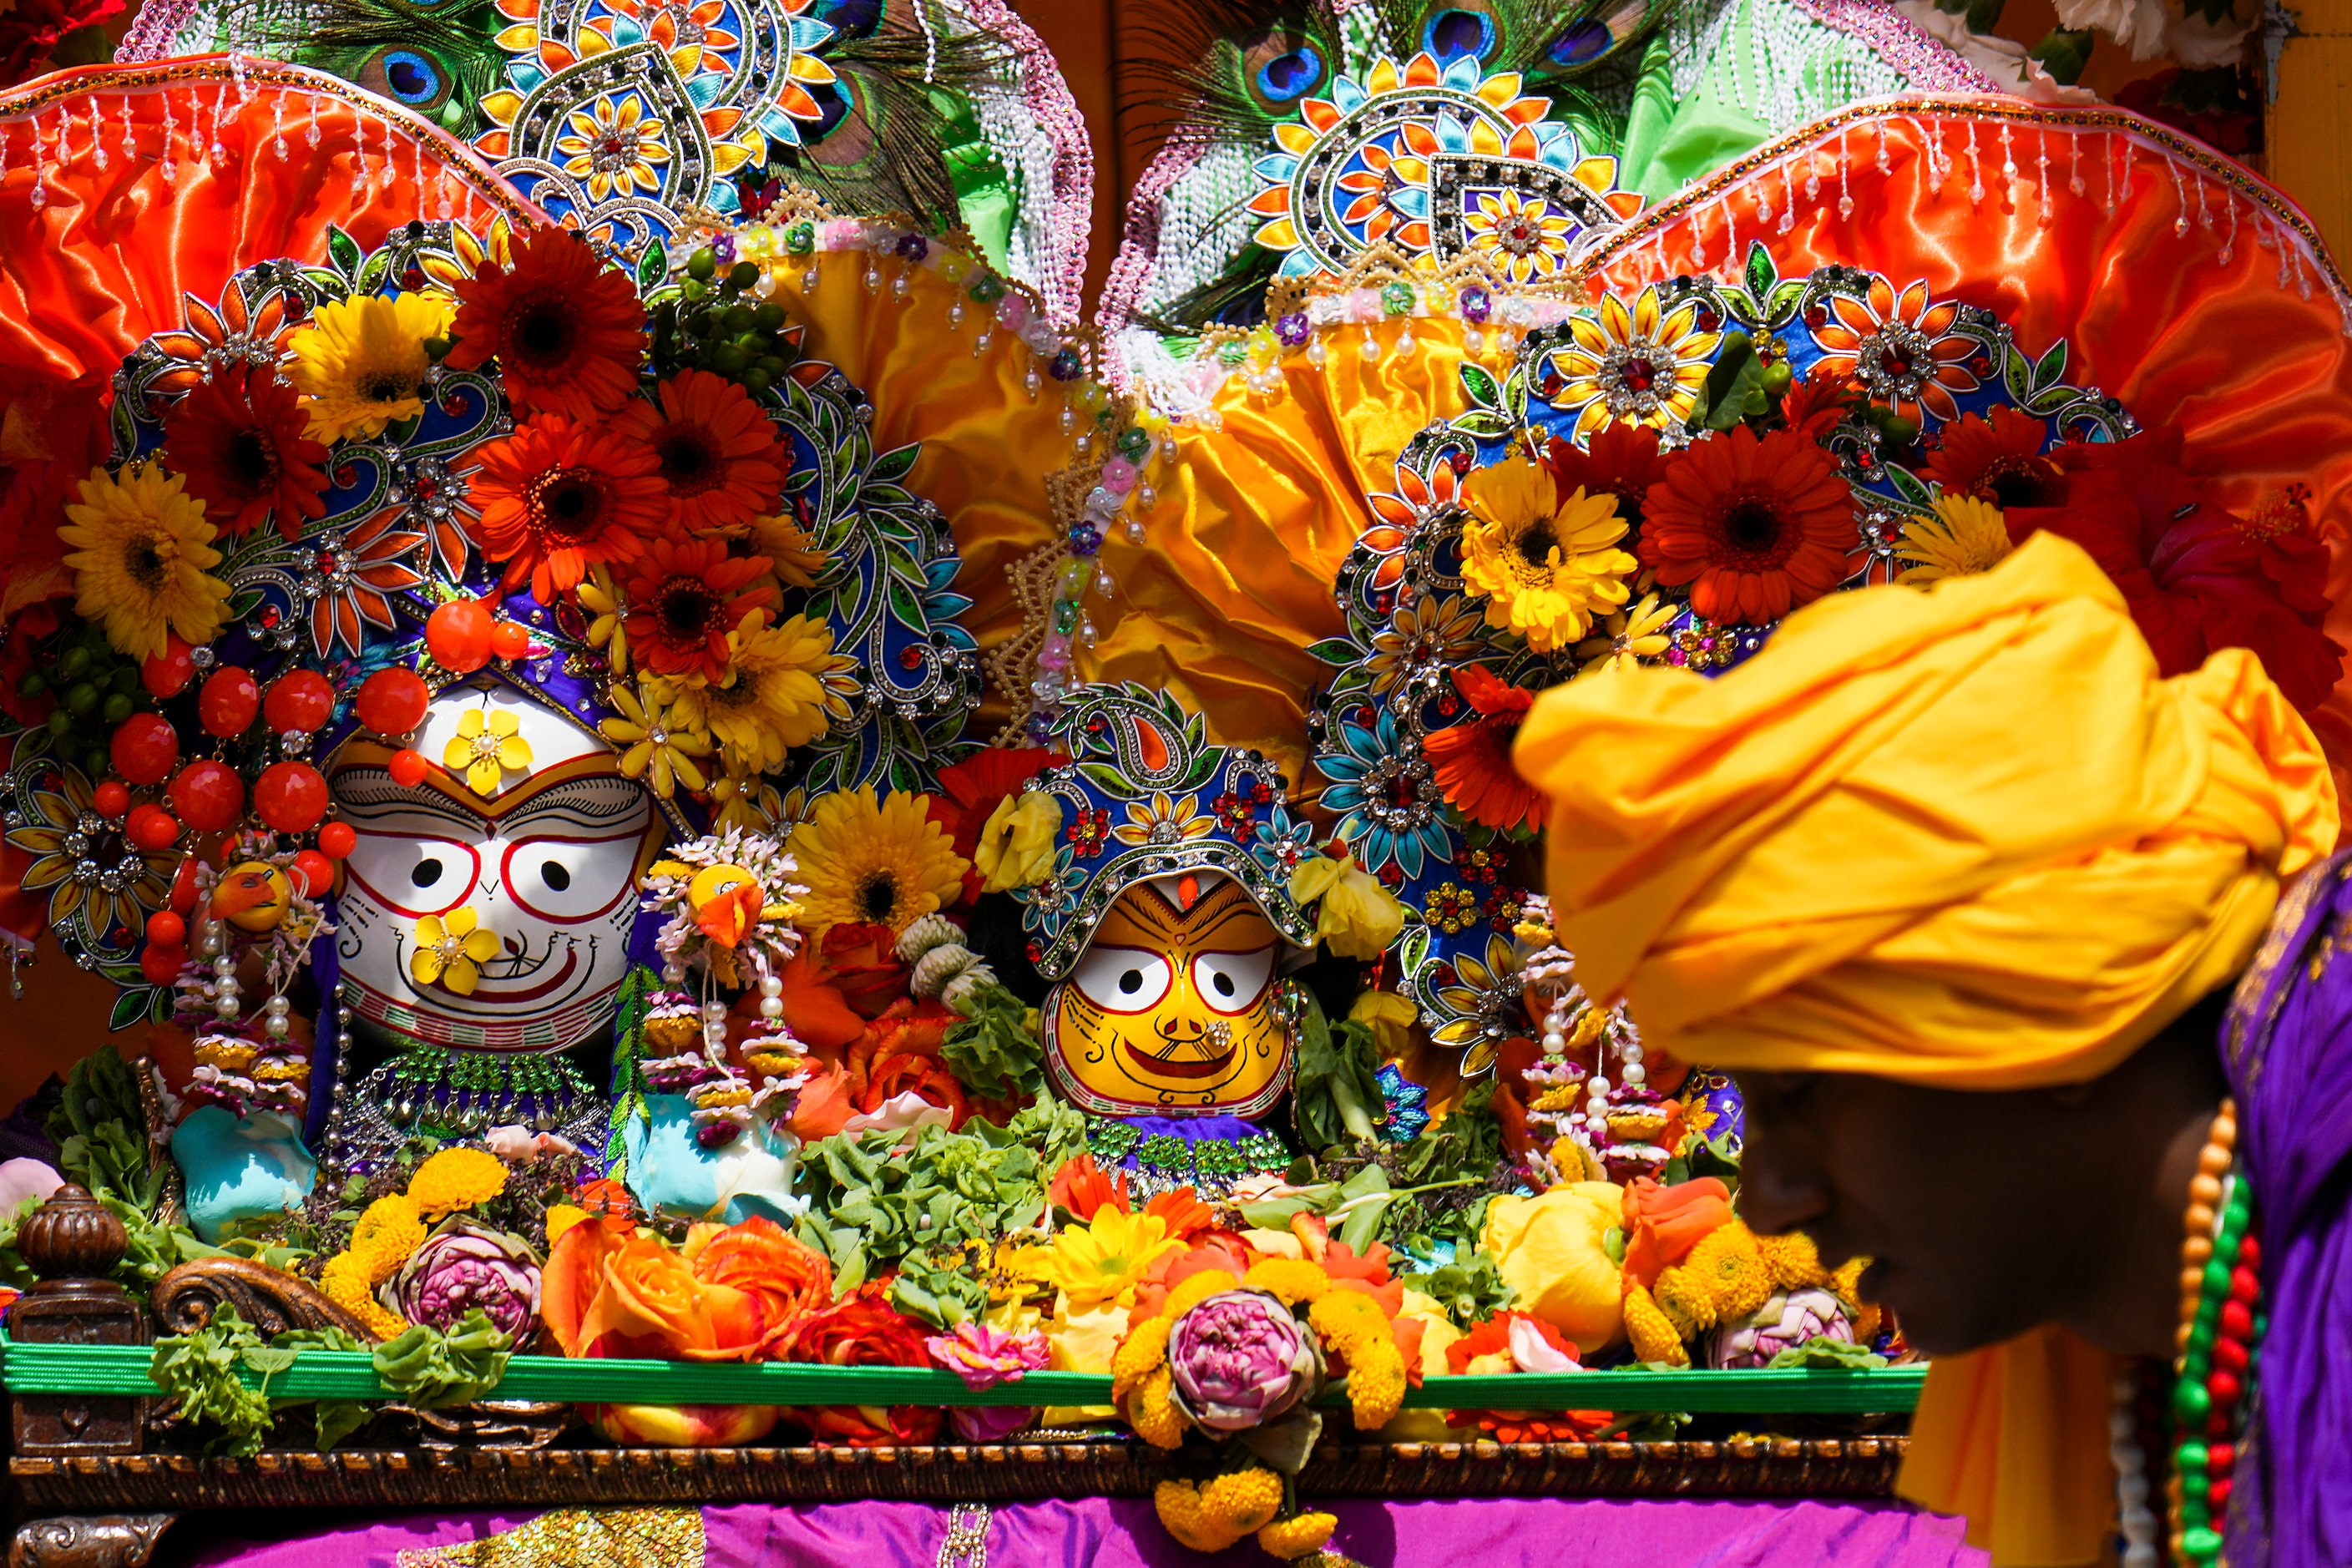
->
542, 1223, 767, 1361
1620, 1176, 1733, 1289
779, 1289, 943, 1447
685, 1216, 832, 1356
694, 880, 764, 948
771, 944, 868, 1051
820, 923, 909, 1018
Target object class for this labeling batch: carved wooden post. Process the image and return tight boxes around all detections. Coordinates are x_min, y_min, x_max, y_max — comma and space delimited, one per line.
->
9, 1186, 149, 1458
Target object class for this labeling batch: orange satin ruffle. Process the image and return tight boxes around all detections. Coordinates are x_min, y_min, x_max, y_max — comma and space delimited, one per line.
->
1899, 1324, 2122, 1567
0, 59, 536, 383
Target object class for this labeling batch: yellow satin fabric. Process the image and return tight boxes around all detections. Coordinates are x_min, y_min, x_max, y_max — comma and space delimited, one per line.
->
1518, 531, 2338, 1088
0, 61, 534, 381
1087, 317, 1474, 785
758, 259, 1079, 735
1901, 1325, 2122, 1568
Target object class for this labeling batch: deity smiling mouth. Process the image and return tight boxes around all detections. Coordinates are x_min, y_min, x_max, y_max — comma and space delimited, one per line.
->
398, 931, 586, 1008
1124, 1021, 1237, 1081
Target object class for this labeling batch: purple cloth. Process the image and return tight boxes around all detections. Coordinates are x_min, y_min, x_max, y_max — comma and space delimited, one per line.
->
2221, 851, 2352, 1568
168, 1497, 1984, 1568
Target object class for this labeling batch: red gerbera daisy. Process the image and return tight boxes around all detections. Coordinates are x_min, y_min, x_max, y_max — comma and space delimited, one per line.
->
1424, 665, 1545, 834
611, 369, 787, 532
620, 535, 777, 683
1639, 425, 1855, 625
1922, 404, 2066, 509
468, 413, 669, 602
160, 367, 329, 541
1545, 422, 1671, 529
1778, 364, 1859, 441
2008, 428, 2344, 712
928, 745, 1065, 899
445, 225, 647, 424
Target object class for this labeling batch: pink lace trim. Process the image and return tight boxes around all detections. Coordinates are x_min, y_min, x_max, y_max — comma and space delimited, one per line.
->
1786, 0, 2000, 93
962, 0, 1095, 327
115, 0, 204, 61
1094, 128, 1208, 385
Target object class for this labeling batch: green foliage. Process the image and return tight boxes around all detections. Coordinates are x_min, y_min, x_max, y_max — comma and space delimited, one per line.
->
151, 1306, 274, 1457
1766, 1336, 1889, 1370
793, 1100, 1086, 1295
939, 983, 1046, 1101
1689, 330, 1769, 432
48, 1048, 163, 1211
1292, 999, 1384, 1151
372, 1309, 514, 1409
1400, 1252, 1517, 1328
2030, 26, 2094, 84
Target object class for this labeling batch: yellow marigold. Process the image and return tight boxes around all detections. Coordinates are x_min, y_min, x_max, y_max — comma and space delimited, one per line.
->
1339, 1338, 1407, 1431
1682, 1219, 1773, 1324
1258, 1513, 1339, 1560
1622, 1281, 1691, 1367
1308, 1290, 1390, 1359
1127, 1363, 1188, 1449
321, 1251, 409, 1340
1162, 1268, 1242, 1322
1649, 1264, 1712, 1337
1156, 1469, 1284, 1554
1755, 1231, 1823, 1292
1111, 1312, 1173, 1403
407, 1146, 511, 1217
1829, 1257, 1882, 1343
544, 1204, 590, 1246
348, 1194, 427, 1283
1242, 1258, 1333, 1307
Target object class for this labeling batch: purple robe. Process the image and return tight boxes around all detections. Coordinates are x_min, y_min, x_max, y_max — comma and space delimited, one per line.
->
2221, 851, 2352, 1568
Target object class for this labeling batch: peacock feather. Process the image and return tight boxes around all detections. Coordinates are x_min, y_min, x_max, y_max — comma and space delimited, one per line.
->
216, 0, 508, 137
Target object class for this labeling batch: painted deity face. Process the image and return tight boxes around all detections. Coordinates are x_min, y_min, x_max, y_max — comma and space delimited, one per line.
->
330, 683, 660, 1050
1044, 873, 1293, 1118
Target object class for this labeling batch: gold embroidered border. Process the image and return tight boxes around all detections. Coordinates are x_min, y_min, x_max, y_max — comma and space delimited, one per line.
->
395, 1506, 706, 1568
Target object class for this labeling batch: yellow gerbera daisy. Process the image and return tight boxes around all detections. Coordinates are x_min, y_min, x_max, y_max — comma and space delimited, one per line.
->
1459, 453, 1636, 653
1573, 590, 1678, 675
58, 463, 229, 660
1897, 493, 2013, 584
709, 761, 787, 836
286, 291, 451, 443
411, 906, 501, 996
1042, 1206, 1184, 1313
599, 679, 711, 798
666, 612, 838, 771
442, 706, 534, 795
785, 784, 968, 937
743, 513, 829, 591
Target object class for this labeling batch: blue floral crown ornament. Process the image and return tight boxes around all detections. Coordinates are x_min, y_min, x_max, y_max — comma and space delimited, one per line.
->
1014, 685, 1318, 982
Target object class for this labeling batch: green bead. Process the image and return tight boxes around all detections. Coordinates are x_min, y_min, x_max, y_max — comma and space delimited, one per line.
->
728, 262, 762, 291
2186, 1319, 2216, 1354
2204, 1259, 2234, 1297
100, 692, 133, 724
2183, 1527, 2223, 1563
686, 247, 717, 281
14, 672, 43, 698
966, 275, 1004, 304
753, 301, 787, 331
2183, 1352, 2210, 1383
784, 222, 816, 255
2176, 1441, 2209, 1474
2174, 1378, 2213, 1424
2183, 1469, 2210, 1500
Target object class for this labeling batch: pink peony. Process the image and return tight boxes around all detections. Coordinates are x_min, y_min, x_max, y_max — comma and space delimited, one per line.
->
1166, 1289, 1323, 1434
926, 1320, 1051, 1445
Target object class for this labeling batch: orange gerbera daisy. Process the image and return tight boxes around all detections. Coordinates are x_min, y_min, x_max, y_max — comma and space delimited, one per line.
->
619, 536, 776, 683
1922, 405, 2066, 509
1423, 665, 1545, 834
160, 367, 329, 542
612, 369, 786, 532
468, 414, 669, 602
445, 225, 646, 424
1639, 425, 1855, 625
1544, 423, 1672, 531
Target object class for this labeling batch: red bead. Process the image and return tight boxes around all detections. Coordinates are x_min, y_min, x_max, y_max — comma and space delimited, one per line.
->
198, 667, 261, 739
262, 670, 336, 736
2208, 1368, 2243, 1408
139, 943, 186, 985
316, 822, 357, 859
354, 668, 430, 736
126, 807, 180, 852
288, 849, 336, 898
387, 748, 430, 788
168, 759, 245, 833
2218, 1299, 2253, 1341
91, 780, 130, 818
144, 911, 185, 948
425, 599, 495, 675
488, 621, 530, 660
109, 713, 180, 786
2213, 1335, 2248, 1373
2235, 1235, 2260, 1272
2208, 1444, 2234, 1477
2208, 1409, 2235, 1438
254, 761, 328, 832
140, 636, 198, 700
2209, 1478, 2233, 1512
2230, 1265, 2260, 1303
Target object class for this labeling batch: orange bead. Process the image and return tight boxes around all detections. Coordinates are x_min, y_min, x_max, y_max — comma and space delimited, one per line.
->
2211, 1115, 2238, 1147
2188, 1173, 2224, 1206
2182, 1267, 2209, 1294
2198, 1144, 2234, 1176
2185, 1203, 2217, 1237
2182, 1235, 2214, 1265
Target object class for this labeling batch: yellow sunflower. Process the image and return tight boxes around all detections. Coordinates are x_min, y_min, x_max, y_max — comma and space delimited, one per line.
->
286, 291, 452, 443
786, 785, 968, 937
1898, 493, 2013, 584
1459, 452, 1636, 653
442, 706, 534, 795
411, 907, 501, 996
58, 463, 230, 660
665, 612, 838, 771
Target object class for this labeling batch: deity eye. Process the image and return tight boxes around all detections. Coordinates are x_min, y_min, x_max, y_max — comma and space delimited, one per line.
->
499, 833, 640, 923
342, 827, 479, 918
1073, 946, 1174, 1014
1191, 950, 1275, 1014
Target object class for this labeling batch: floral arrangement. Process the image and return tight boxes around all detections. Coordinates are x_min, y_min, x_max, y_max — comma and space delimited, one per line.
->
318, 1147, 536, 1340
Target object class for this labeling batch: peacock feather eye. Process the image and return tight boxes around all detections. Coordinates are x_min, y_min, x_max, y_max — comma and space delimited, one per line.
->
1419, 7, 1497, 67
377, 49, 445, 107
1239, 28, 1325, 114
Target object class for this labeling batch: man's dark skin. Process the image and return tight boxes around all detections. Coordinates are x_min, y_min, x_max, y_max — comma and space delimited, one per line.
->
1734, 990, 2233, 1359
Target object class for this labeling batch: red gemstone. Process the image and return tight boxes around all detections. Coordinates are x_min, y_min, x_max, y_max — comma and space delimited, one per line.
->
2209, 1478, 2233, 1512
1881, 347, 1913, 376
898, 645, 924, 670
2236, 1235, 2260, 1271
2213, 1335, 2248, 1373
258, 604, 282, 630
2208, 1444, 2234, 1477
1621, 357, 1656, 392
2218, 1299, 2253, 1341
2208, 1368, 2243, 1407
2230, 1265, 2260, 1303
316, 550, 340, 574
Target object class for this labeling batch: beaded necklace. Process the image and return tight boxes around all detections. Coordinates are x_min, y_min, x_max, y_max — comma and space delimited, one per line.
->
2109, 1098, 2263, 1568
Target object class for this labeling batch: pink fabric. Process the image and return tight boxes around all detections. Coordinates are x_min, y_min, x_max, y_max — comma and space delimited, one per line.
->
169, 1495, 1987, 1567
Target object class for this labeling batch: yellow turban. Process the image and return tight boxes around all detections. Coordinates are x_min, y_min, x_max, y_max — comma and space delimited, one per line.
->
1513, 531, 2339, 1565
1515, 531, 2338, 1092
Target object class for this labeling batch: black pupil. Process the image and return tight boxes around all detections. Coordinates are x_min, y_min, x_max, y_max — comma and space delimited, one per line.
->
1262, 51, 1313, 95
542, 861, 569, 892
387, 56, 434, 100
1430, 10, 1485, 58
411, 858, 442, 888
1213, 970, 1235, 997
1119, 969, 1143, 995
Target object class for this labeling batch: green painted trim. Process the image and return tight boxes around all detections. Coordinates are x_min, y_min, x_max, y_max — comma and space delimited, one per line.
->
0, 1339, 1924, 1414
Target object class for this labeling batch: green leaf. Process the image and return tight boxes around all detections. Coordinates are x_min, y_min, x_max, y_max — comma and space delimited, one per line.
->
1695, 332, 1767, 432
1292, 996, 1385, 1151
868, 444, 920, 485
1459, 362, 1503, 410
372, 1309, 513, 1409
326, 226, 363, 282
108, 986, 162, 1033
1766, 1335, 1889, 1370
939, 983, 1046, 1100
2031, 339, 2068, 392
1450, 410, 1514, 441
635, 239, 668, 297
1743, 243, 1778, 301
314, 1400, 371, 1452
1306, 637, 1363, 669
